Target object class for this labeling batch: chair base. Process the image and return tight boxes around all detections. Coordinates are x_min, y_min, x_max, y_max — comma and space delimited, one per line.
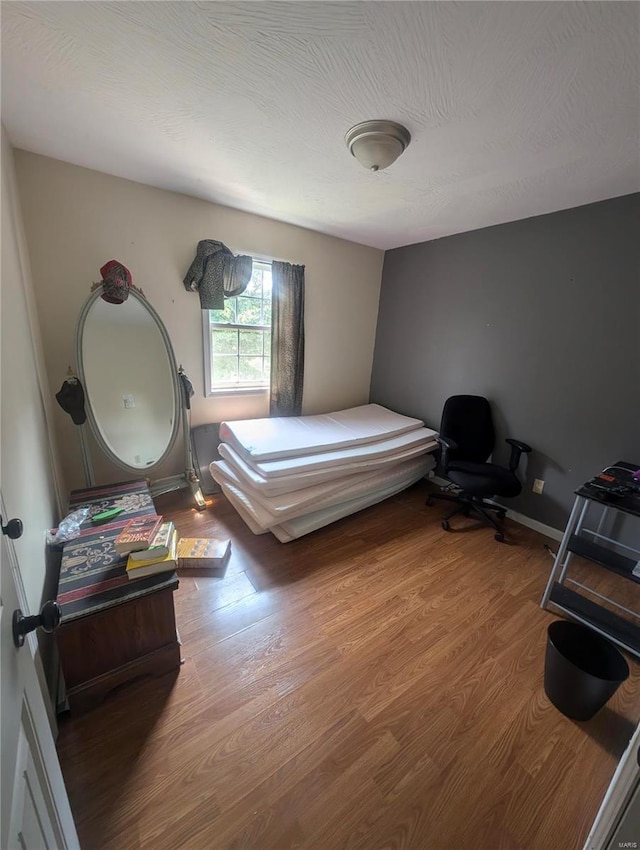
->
426, 490, 507, 542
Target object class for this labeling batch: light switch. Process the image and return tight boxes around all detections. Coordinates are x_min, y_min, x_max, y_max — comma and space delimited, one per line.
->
123, 394, 135, 409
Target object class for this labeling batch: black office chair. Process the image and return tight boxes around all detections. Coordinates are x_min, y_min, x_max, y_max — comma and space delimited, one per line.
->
426, 395, 532, 542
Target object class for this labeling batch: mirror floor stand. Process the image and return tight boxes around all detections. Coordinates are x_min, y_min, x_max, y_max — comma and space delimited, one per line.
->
150, 472, 207, 509
73, 282, 206, 511
77, 415, 206, 511
148, 400, 206, 509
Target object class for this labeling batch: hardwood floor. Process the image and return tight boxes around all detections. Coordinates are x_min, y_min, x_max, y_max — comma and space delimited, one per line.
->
56, 482, 640, 850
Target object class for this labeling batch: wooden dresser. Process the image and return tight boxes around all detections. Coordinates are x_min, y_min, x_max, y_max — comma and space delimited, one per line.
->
56, 479, 181, 713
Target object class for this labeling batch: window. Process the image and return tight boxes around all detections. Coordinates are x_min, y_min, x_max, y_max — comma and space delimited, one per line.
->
203, 260, 272, 394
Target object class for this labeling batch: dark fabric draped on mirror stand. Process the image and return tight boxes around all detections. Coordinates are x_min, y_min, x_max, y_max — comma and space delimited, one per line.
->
270, 261, 305, 418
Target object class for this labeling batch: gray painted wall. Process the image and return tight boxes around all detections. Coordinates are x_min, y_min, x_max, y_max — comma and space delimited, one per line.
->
370, 193, 640, 532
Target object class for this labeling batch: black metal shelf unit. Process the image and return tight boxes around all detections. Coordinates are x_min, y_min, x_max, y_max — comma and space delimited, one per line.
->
541, 462, 640, 659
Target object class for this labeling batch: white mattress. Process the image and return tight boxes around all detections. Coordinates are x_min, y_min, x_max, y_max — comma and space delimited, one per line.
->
225, 426, 438, 479
211, 454, 434, 526
221, 462, 428, 542
219, 403, 425, 462
216, 432, 438, 496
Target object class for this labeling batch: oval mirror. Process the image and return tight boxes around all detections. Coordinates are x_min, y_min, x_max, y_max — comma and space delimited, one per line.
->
75, 288, 180, 472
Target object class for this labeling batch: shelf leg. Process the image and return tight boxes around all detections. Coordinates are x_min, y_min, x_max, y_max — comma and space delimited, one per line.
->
557, 500, 588, 584
540, 496, 585, 609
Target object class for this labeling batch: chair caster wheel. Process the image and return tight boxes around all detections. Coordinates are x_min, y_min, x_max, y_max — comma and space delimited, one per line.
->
426, 497, 433, 507
494, 532, 505, 542
442, 520, 450, 531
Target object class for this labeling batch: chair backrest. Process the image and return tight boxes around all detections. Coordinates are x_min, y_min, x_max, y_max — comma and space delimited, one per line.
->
440, 395, 495, 463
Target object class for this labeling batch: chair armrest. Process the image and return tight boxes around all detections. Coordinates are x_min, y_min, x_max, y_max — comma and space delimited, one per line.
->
505, 438, 532, 453
505, 438, 532, 472
438, 435, 458, 471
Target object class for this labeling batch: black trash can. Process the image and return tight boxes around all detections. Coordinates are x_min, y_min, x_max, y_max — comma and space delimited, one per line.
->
544, 620, 629, 721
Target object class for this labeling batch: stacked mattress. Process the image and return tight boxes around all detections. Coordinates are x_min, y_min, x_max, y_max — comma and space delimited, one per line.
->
210, 403, 439, 542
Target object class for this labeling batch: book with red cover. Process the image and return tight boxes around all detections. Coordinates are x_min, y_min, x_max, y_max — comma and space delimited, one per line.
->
176, 537, 231, 569
114, 514, 163, 555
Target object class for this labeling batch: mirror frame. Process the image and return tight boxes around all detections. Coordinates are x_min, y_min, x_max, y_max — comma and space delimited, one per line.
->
75, 285, 182, 475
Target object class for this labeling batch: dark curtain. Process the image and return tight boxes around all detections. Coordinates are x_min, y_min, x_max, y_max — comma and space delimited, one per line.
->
270, 261, 305, 417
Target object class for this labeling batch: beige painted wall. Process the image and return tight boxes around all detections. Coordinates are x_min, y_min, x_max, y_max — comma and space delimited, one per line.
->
15, 151, 384, 491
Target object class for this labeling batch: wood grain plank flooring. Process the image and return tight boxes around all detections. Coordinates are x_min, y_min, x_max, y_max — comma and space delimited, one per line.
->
56, 482, 640, 850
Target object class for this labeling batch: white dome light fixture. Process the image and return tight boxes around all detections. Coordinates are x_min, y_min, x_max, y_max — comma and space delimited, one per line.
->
345, 120, 411, 172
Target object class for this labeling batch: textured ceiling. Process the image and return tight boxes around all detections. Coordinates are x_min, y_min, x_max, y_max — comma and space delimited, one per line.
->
2, 2, 639, 249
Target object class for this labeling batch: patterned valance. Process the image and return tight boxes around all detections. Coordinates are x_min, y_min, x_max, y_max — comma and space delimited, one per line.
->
183, 240, 253, 309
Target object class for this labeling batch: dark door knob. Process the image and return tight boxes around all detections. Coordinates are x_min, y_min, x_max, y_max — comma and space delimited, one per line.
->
1, 515, 23, 539
12, 600, 61, 648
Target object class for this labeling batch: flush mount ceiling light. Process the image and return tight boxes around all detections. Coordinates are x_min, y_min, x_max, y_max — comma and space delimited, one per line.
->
345, 120, 411, 172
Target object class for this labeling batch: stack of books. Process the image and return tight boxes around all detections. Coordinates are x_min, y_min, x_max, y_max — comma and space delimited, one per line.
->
114, 516, 232, 579
114, 516, 179, 580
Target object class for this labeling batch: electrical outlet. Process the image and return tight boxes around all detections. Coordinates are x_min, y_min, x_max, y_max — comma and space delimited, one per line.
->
123, 394, 135, 409
533, 478, 545, 494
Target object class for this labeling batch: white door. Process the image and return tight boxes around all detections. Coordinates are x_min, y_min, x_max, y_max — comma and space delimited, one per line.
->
1, 128, 78, 849
1, 497, 79, 850
584, 720, 640, 849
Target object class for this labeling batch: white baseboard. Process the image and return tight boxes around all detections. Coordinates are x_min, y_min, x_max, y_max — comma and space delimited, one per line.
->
427, 475, 563, 542
503, 508, 563, 542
